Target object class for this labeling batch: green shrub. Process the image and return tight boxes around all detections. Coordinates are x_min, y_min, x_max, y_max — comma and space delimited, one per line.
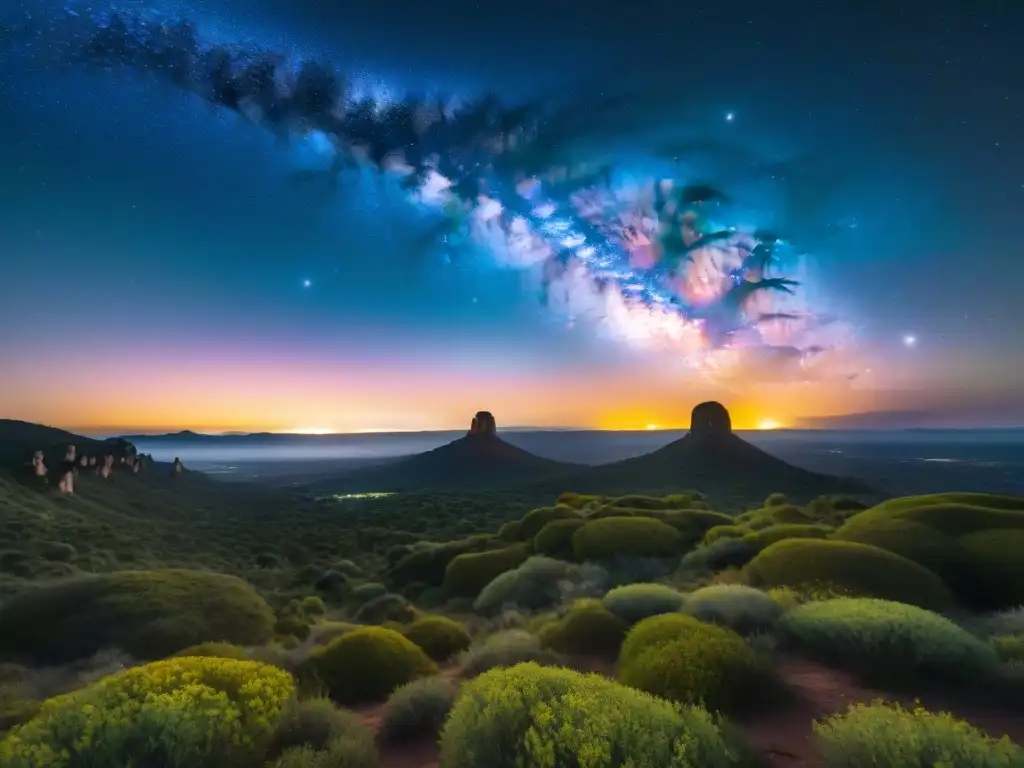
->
960, 529, 1024, 609
457, 630, 562, 678
538, 599, 628, 657
173, 641, 250, 659
34, 541, 77, 562
472, 556, 575, 616
378, 675, 458, 745
653, 510, 735, 538
840, 494, 1024, 538
349, 582, 388, 605
586, 506, 636, 520
267, 697, 372, 758
517, 505, 582, 540
0, 569, 275, 664
702, 525, 748, 545
401, 616, 471, 661
390, 535, 506, 588
353, 593, 416, 624
617, 615, 778, 714
682, 585, 783, 636
606, 494, 690, 510
276, 611, 313, 641
618, 613, 712, 666
813, 701, 1023, 767
0, 657, 294, 768
556, 492, 604, 509
992, 635, 1024, 663
602, 583, 684, 624
572, 517, 684, 560
743, 524, 830, 549
743, 539, 953, 610
778, 597, 999, 686
439, 662, 744, 768
497, 520, 521, 541
533, 518, 586, 557
270, 735, 379, 768
765, 493, 788, 507
680, 537, 760, 574
307, 626, 437, 705
444, 544, 532, 598
301, 596, 326, 616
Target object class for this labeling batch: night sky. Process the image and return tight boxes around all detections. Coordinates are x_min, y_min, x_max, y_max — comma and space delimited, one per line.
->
1, 0, 1022, 433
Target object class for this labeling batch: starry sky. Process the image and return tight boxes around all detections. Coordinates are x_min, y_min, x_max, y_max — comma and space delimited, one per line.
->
1, 0, 1022, 433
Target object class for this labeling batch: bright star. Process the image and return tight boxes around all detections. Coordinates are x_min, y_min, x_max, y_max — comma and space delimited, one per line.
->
903, 334, 917, 347
725, 112, 735, 122
302, 279, 312, 288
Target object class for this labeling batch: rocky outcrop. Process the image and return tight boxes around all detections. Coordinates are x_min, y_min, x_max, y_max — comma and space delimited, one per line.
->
468, 411, 497, 437
172, 457, 184, 476
690, 401, 732, 437
31, 451, 47, 477
100, 454, 114, 479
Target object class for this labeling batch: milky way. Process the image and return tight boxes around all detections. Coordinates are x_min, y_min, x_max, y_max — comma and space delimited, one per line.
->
6, 1, 863, 384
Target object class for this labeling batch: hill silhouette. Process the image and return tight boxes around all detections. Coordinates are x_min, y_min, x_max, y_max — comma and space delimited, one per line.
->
0, 420, 134, 474
548, 402, 877, 504
328, 411, 582, 492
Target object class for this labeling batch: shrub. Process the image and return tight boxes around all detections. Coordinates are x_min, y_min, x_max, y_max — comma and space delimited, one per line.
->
349, 582, 388, 605
765, 493, 788, 507
538, 599, 628, 657
992, 635, 1024, 663
472, 556, 576, 616
517, 505, 582, 540
617, 616, 779, 714
556, 492, 603, 509
743, 524, 830, 550
606, 494, 692, 510
401, 616, 471, 661
268, 697, 372, 758
703, 525, 748, 545
496, 520, 521, 541
743, 539, 953, 610
813, 701, 1023, 767
682, 585, 783, 636
586, 506, 636, 520
307, 626, 437, 705
779, 597, 999, 685
173, 641, 250, 659
301, 596, 327, 616
457, 630, 562, 679
353, 593, 416, 624
0, 569, 275, 664
0, 657, 294, 768
572, 517, 684, 560
618, 613, 712, 666
533, 518, 586, 557
680, 537, 760, 574
389, 535, 506, 588
378, 675, 458, 745
271, 735, 379, 768
960, 529, 1024, 609
602, 583, 685, 624
444, 544, 532, 598
840, 494, 1024, 538
439, 663, 744, 768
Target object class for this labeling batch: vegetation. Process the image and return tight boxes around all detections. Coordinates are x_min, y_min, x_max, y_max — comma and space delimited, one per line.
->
538, 598, 629, 657
267, 697, 373, 758
401, 616, 472, 661
814, 701, 1023, 767
305, 626, 438, 704
377, 675, 458, 745
456, 629, 562, 678
472, 555, 579, 616
779, 597, 999, 686
602, 582, 685, 623
681, 585, 784, 636
572, 516, 684, 560
439, 663, 745, 768
0, 657, 294, 768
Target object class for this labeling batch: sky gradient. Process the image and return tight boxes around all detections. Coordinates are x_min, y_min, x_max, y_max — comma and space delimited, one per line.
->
1, 0, 1022, 432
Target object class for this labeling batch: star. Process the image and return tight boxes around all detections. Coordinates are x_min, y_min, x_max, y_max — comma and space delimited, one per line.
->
725, 112, 735, 122
903, 334, 917, 347
302, 279, 312, 288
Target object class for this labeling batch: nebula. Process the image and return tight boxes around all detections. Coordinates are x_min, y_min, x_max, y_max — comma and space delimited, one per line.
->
6, 1, 862, 383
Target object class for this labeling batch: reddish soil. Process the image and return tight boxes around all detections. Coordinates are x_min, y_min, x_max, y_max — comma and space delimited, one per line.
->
354, 657, 1024, 768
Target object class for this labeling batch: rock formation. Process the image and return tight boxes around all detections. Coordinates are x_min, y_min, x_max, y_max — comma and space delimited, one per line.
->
63, 444, 77, 465
172, 457, 184, 476
58, 467, 74, 493
79, 455, 88, 468
690, 401, 732, 437
100, 454, 114, 479
88, 456, 97, 467
468, 411, 497, 437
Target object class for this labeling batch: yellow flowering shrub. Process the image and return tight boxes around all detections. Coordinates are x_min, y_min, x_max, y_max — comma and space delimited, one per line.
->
0, 657, 295, 768
439, 662, 744, 768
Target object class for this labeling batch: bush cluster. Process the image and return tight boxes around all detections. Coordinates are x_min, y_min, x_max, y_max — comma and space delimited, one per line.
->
439, 663, 744, 768
267, 697, 372, 758
743, 539, 954, 610
378, 675, 458, 745
401, 616, 472, 661
572, 517, 684, 560
472, 556, 577, 616
0, 657, 294, 768
306, 626, 437, 705
456, 630, 562, 679
533, 518, 586, 557
538, 599, 629, 657
0, 569, 276, 664
681, 585, 783, 636
443, 544, 532, 598
516, 505, 582, 540
778, 597, 999, 685
813, 701, 1023, 767
602, 583, 685, 624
